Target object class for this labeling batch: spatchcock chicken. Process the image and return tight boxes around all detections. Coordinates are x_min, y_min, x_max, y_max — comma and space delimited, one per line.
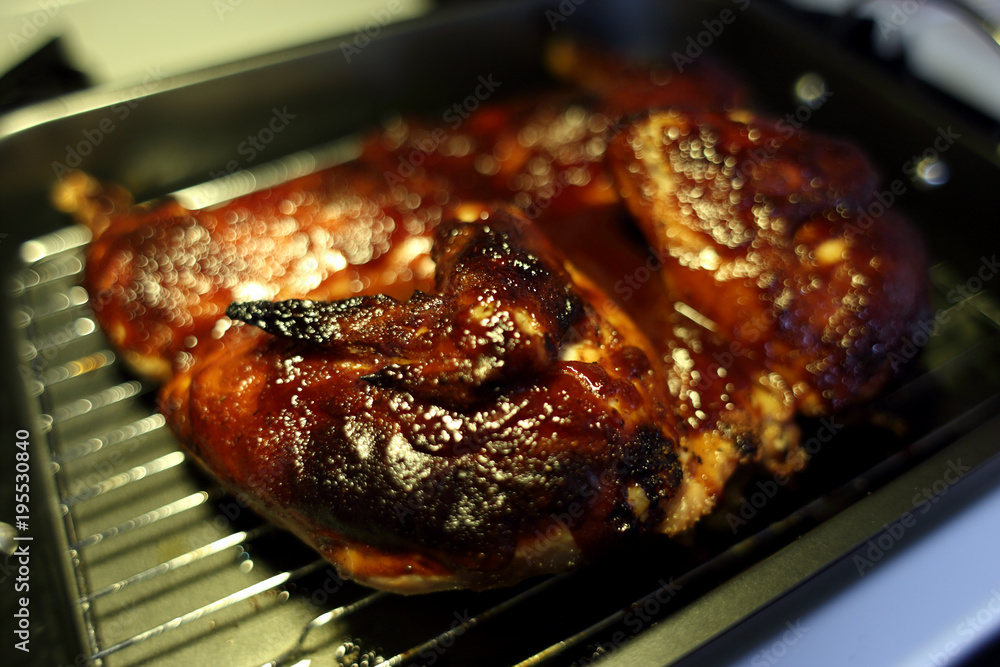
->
54, 42, 928, 593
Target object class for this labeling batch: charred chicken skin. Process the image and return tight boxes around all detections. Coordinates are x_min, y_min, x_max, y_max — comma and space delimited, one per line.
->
162, 205, 687, 592
57, 44, 928, 593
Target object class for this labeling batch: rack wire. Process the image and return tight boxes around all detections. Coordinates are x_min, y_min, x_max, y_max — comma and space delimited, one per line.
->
11, 226, 606, 667
11, 215, 1000, 666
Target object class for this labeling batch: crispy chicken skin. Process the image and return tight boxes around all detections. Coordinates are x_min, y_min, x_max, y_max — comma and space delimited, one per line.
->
60, 43, 928, 593
57, 44, 743, 382
161, 206, 685, 592
607, 109, 929, 414
55, 166, 445, 381
530, 206, 809, 537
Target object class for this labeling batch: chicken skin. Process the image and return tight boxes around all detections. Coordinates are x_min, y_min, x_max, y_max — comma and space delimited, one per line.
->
55, 165, 445, 381
607, 109, 929, 414
57, 44, 928, 592
160, 206, 686, 592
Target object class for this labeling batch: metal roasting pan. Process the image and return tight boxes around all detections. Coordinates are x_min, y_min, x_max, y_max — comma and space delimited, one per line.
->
2, 0, 1000, 665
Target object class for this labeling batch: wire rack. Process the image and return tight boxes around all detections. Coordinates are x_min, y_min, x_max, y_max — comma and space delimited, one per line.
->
15, 225, 693, 667
11, 226, 530, 667
11, 216, 1000, 666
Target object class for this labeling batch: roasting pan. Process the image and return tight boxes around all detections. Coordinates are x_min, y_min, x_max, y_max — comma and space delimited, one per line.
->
2, 1, 1000, 665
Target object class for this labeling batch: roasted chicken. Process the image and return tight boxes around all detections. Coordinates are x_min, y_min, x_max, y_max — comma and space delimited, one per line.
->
608, 109, 929, 415
55, 43, 928, 592
160, 205, 687, 591
56, 165, 446, 381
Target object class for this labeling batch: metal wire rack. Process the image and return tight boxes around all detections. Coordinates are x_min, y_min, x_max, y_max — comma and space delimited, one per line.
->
7, 3, 1000, 659
13, 228, 410, 666
12, 225, 645, 667
12, 210, 1000, 666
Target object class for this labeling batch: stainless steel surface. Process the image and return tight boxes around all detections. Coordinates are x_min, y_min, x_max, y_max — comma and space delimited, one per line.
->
4, 1, 1000, 666
14, 235, 1000, 665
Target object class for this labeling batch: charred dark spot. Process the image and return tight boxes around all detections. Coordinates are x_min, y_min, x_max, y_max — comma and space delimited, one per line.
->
609, 426, 681, 531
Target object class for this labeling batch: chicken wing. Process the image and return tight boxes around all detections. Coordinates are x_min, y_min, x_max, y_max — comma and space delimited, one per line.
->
55, 166, 445, 381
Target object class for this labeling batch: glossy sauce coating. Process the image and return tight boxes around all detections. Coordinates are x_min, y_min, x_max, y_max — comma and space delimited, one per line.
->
65, 43, 929, 592
163, 208, 682, 591
64, 166, 444, 380
608, 109, 928, 413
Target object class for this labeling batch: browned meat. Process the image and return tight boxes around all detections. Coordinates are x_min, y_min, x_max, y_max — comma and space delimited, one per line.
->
544, 38, 746, 117
160, 206, 686, 592
60, 44, 927, 594
359, 41, 745, 228
607, 109, 929, 415
55, 166, 445, 381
